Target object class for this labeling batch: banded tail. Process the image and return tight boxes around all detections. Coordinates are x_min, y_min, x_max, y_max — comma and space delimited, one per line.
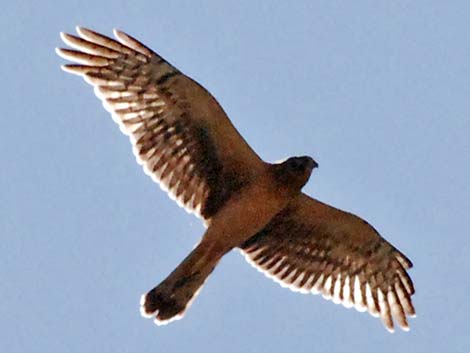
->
140, 241, 221, 325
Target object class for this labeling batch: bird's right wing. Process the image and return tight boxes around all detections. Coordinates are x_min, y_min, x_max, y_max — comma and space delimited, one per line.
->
240, 193, 415, 332
57, 27, 264, 223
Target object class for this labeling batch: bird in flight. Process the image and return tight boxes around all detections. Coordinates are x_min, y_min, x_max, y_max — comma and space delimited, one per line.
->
56, 27, 415, 332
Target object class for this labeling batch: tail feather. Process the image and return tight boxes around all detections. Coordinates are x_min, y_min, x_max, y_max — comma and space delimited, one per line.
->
140, 242, 220, 325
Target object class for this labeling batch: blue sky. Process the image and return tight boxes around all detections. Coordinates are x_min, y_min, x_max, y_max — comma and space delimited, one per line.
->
2, 1, 469, 352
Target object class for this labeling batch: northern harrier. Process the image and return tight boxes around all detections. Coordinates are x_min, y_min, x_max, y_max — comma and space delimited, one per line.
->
56, 27, 415, 332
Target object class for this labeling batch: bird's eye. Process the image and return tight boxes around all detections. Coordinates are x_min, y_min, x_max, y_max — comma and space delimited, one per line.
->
288, 159, 304, 171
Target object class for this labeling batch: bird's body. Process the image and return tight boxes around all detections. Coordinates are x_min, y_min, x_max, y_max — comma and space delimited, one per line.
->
57, 27, 416, 332
143, 157, 316, 323
205, 159, 315, 248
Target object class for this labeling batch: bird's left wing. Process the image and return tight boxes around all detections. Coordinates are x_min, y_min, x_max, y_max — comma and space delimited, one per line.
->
240, 193, 415, 332
56, 27, 264, 223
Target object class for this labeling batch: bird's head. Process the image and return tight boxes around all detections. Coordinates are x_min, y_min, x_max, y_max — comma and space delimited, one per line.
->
272, 156, 318, 191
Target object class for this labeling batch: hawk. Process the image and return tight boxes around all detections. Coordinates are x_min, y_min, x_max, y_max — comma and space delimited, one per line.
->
56, 27, 415, 332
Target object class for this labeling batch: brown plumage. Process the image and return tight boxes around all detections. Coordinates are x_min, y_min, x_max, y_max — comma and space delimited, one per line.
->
56, 27, 415, 332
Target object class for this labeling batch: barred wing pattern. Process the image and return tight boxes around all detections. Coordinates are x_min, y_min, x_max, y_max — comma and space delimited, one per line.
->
241, 194, 415, 332
57, 27, 263, 221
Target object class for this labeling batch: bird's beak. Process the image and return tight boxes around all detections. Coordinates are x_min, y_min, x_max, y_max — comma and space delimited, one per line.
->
306, 157, 319, 170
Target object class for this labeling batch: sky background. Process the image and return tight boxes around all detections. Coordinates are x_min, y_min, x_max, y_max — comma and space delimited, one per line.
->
2, 1, 469, 352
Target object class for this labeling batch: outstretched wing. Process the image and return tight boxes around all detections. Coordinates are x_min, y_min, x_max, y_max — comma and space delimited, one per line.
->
240, 193, 415, 332
56, 27, 263, 222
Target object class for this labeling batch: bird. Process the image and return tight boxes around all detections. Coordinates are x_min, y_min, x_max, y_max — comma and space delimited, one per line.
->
56, 27, 415, 333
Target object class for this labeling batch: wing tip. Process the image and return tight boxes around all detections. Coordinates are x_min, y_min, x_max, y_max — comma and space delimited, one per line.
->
241, 248, 416, 333
56, 48, 79, 72
401, 325, 410, 332
59, 64, 74, 74
55, 47, 65, 58
59, 31, 68, 41
113, 28, 123, 38
76, 26, 91, 37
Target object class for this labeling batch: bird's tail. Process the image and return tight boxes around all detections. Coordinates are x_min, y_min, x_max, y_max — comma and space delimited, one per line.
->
140, 241, 221, 325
